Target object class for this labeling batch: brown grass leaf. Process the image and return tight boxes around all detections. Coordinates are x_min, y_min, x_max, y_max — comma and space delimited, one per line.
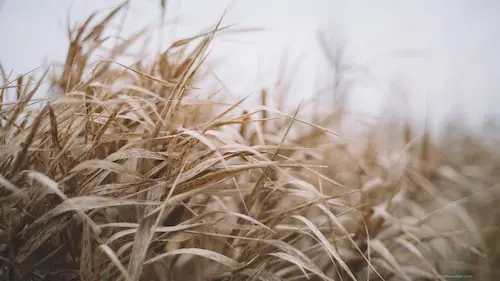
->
292, 215, 358, 281
145, 248, 242, 269
15, 215, 72, 263
80, 222, 95, 281
369, 239, 410, 281
3, 67, 49, 138
99, 244, 133, 281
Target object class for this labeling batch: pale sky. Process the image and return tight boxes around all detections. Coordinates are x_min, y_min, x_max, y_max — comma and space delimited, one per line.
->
1, 0, 499, 133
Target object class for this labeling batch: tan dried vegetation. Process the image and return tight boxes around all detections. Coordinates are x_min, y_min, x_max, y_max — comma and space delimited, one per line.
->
0, 2, 499, 281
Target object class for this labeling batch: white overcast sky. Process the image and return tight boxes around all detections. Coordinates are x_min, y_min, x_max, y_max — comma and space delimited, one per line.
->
1, 0, 499, 133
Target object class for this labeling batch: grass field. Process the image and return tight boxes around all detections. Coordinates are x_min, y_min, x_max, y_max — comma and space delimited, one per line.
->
1, 3, 499, 281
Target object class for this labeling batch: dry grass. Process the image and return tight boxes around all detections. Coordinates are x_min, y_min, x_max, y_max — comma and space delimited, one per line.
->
1, 3, 499, 281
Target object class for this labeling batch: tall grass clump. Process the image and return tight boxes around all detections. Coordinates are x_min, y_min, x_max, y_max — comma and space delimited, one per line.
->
1, 3, 499, 281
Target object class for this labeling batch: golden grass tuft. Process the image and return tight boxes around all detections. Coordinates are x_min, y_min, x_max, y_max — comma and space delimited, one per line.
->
0, 3, 499, 281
